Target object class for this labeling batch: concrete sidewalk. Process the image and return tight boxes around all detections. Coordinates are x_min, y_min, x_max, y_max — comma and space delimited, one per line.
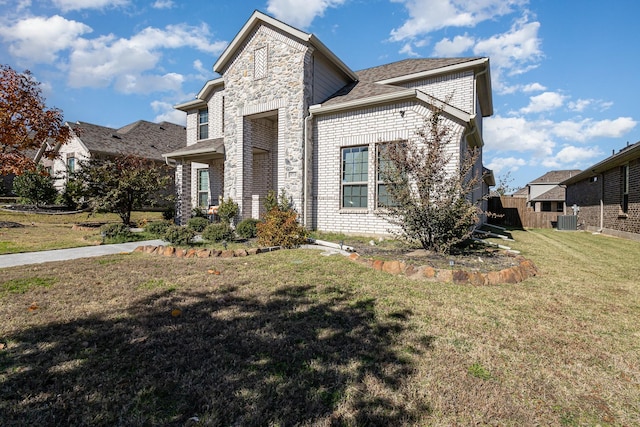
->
0, 240, 166, 268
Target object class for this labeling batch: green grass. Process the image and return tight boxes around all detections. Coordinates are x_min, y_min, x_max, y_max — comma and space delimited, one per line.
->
0, 229, 638, 425
0, 277, 56, 297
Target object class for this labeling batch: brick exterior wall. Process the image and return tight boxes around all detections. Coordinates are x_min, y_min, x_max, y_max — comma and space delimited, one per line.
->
312, 101, 466, 235
566, 157, 640, 238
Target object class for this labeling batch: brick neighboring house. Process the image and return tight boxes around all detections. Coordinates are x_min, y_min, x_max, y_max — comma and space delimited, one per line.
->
562, 141, 640, 241
526, 170, 581, 214
164, 10, 495, 234
43, 120, 186, 194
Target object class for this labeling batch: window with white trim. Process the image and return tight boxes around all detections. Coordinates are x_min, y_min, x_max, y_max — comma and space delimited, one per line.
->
341, 146, 368, 208
197, 168, 209, 208
376, 142, 402, 208
67, 156, 76, 173
198, 108, 209, 140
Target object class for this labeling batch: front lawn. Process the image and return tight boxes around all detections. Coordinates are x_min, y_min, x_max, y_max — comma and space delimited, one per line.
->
0, 229, 639, 425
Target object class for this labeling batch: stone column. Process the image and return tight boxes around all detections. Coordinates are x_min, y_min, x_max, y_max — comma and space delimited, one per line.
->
175, 162, 192, 225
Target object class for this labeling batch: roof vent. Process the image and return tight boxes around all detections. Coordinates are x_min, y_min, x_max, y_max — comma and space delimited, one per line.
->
111, 134, 122, 139
159, 126, 165, 130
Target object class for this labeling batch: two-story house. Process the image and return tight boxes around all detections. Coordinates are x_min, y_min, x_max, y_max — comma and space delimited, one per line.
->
164, 10, 495, 235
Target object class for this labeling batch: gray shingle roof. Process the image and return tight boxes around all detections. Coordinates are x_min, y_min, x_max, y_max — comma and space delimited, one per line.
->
529, 170, 581, 185
321, 57, 483, 106
72, 120, 185, 161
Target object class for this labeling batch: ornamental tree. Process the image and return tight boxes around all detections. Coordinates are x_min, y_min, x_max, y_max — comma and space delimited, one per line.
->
73, 154, 172, 225
0, 64, 71, 175
377, 109, 483, 254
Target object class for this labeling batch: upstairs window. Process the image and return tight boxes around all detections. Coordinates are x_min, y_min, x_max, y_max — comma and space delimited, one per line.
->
67, 156, 76, 173
341, 146, 368, 208
198, 108, 209, 140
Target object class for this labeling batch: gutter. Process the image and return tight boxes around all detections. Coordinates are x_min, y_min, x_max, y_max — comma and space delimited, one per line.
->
303, 110, 314, 228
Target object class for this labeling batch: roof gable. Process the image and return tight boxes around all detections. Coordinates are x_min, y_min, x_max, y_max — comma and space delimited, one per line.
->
213, 10, 356, 81
529, 170, 581, 185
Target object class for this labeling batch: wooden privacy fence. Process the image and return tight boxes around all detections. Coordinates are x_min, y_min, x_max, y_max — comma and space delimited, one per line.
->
488, 196, 560, 229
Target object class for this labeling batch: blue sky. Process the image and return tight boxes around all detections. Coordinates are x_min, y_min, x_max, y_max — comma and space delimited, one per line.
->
1, 0, 638, 189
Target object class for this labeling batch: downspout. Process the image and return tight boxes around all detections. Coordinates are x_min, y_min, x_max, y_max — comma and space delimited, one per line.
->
303, 111, 314, 228
599, 173, 604, 231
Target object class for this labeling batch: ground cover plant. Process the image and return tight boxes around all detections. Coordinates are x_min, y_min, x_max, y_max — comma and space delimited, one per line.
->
0, 209, 162, 254
1, 229, 639, 425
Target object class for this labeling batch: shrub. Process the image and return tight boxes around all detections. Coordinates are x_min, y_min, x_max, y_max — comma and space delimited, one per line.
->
145, 221, 172, 238
163, 225, 195, 246
218, 197, 239, 225
100, 223, 133, 242
257, 208, 308, 248
187, 216, 210, 232
162, 205, 175, 221
12, 168, 57, 206
236, 218, 260, 239
57, 177, 85, 209
202, 222, 234, 243
191, 206, 207, 218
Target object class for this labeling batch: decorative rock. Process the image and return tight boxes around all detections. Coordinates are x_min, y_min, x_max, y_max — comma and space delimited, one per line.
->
220, 250, 235, 258
185, 249, 197, 258
452, 270, 469, 284
372, 260, 384, 271
234, 249, 248, 257
486, 270, 502, 285
499, 268, 519, 284
175, 249, 186, 258
196, 249, 211, 258
404, 264, 418, 277
163, 246, 176, 257
436, 269, 453, 282
348, 253, 360, 261
468, 272, 487, 286
423, 267, 436, 278
247, 248, 260, 255
210, 249, 222, 257
134, 246, 144, 252
382, 260, 405, 275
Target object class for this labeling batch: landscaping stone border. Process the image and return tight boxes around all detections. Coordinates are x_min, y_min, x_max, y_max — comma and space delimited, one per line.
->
135, 245, 538, 285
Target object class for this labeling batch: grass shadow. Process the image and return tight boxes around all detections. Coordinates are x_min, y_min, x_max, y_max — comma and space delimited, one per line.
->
1, 284, 428, 425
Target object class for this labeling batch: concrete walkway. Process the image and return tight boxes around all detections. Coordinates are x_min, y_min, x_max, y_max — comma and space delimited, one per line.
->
0, 240, 166, 268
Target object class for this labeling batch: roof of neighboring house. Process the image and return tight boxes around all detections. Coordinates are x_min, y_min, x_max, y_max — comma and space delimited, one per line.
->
529, 170, 582, 185
70, 120, 185, 162
562, 141, 640, 185
512, 187, 528, 198
529, 185, 566, 202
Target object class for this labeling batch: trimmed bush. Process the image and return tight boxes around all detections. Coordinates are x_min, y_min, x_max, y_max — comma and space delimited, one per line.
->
217, 197, 239, 225
163, 225, 195, 246
256, 208, 308, 248
187, 216, 210, 232
236, 218, 260, 239
145, 221, 172, 238
100, 223, 133, 242
203, 222, 234, 243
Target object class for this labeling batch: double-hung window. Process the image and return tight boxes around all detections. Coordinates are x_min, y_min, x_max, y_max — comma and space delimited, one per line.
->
67, 156, 76, 173
197, 168, 209, 208
341, 146, 368, 208
377, 143, 399, 208
198, 108, 209, 140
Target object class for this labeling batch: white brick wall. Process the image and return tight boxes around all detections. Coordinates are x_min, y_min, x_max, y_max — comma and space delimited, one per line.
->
312, 101, 465, 235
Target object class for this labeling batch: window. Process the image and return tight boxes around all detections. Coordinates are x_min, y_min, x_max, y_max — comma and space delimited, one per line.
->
198, 108, 209, 140
556, 202, 564, 212
67, 156, 75, 173
376, 143, 397, 207
541, 201, 552, 212
622, 164, 629, 213
197, 168, 209, 208
341, 146, 368, 208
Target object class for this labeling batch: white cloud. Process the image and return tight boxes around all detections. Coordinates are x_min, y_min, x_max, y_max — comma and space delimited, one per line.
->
0, 15, 92, 63
486, 156, 527, 174
152, 0, 174, 9
432, 34, 475, 56
52, 0, 129, 12
115, 72, 184, 95
67, 23, 227, 91
552, 117, 637, 142
484, 115, 556, 157
266, 0, 347, 29
152, 100, 186, 125
522, 82, 545, 92
520, 91, 566, 114
390, 0, 527, 41
553, 145, 602, 164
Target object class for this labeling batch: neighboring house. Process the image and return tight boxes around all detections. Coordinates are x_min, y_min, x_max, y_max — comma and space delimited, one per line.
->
164, 10, 495, 234
43, 120, 186, 192
562, 141, 640, 240
525, 170, 581, 213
